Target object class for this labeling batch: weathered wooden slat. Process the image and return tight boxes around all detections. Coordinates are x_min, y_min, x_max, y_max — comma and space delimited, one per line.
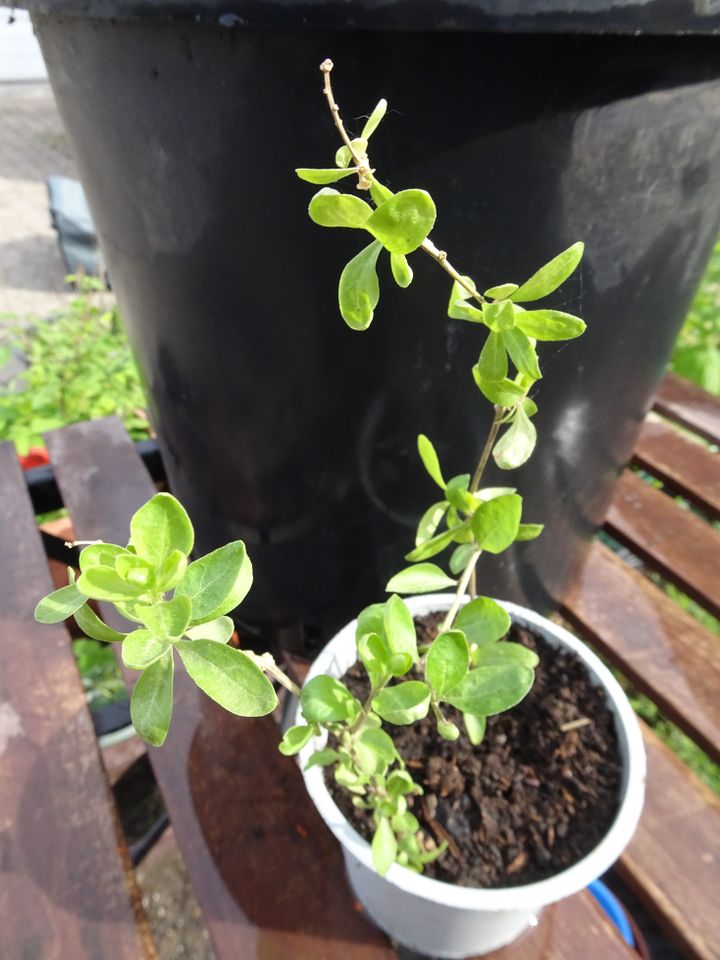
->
0, 441, 155, 960
562, 540, 720, 764
46, 418, 635, 960
618, 723, 720, 960
605, 470, 720, 620
633, 415, 720, 520
653, 372, 720, 446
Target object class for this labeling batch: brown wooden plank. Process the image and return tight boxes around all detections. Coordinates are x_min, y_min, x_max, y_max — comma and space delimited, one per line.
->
618, 723, 720, 960
0, 441, 155, 960
633, 414, 720, 520
605, 470, 720, 620
653, 372, 720, 445
46, 417, 633, 960
562, 540, 720, 764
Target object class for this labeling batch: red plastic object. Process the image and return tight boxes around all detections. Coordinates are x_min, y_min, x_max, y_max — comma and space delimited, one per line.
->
18, 446, 50, 470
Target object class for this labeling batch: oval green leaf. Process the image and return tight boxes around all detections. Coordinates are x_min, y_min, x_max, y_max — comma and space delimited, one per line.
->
417, 434, 445, 489
475, 642, 539, 669
185, 615, 234, 643
493, 407, 537, 470
176, 541, 252, 625
309, 188, 373, 229
477, 330, 508, 383
383, 594, 418, 663
510, 242, 584, 303
471, 371, 527, 407
338, 240, 383, 330
372, 817, 397, 876
176, 640, 278, 717
34, 583, 86, 624
386, 563, 457, 594
130, 649, 174, 747
130, 493, 194, 566
295, 167, 358, 184
415, 500, 448, 547
74, 602, 126, 643
502, 328, 541, 380
485, 283, 518, 300
278, 723, 315, 757
471, 493, 522, 554
138, 595, 192, 638
361, 98, 388, 139
425, 630, 469, 698
372, 680, 431, 725
390, 252, 413, 288
366, 189, 436, 255
445, 663, 534, 716
301, 675, 361, 724
515, 309, 586, 341
456, 597, 510, 647
122, 629, 172, 670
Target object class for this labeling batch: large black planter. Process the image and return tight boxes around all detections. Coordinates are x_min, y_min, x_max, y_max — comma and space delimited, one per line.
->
19, 2, 720, 645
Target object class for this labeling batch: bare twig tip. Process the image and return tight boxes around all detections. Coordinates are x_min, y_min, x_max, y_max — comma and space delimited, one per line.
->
320, 59, 334, 73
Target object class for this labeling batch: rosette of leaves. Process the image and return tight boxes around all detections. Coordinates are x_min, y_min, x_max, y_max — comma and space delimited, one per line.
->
34, 493, 277, 746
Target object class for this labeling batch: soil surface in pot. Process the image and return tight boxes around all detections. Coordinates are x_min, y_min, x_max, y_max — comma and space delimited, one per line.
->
327, 613, 621, 888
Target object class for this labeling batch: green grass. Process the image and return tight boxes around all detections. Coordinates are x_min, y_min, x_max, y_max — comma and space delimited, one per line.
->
669, 237, 720, 394
73, 638, 128, 712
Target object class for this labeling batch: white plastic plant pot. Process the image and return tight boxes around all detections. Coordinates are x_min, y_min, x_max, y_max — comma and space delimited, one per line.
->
296, 593, 646, 959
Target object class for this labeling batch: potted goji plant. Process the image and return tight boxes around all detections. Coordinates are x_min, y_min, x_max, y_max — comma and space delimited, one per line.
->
35, 61, 645, 958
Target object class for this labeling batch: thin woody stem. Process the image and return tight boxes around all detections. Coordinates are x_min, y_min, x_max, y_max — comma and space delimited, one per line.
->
421, 238, 486, 305
244, 651, 302, 698
471, 408, 504, 493
442, 549, 481, 631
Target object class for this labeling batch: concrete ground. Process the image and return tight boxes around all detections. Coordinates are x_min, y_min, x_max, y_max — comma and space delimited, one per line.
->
0, 82, 75, 320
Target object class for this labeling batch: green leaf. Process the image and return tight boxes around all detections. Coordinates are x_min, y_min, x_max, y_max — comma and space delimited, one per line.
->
372, 681, 431, 725
357, 631, 391, 688
77, 566, 148, 602
415, 500, 448, 546
387, 769, 422, 797
471, 372, 526, 407
34, 583, 86, 624
425, 630, 469, 697
477, 331, 508, 382
185, 615, 234, 643
372, 817, 397, 876
366, 189, 436, 255
176, 640, 278, 716
502, 328, 541, 380
511, 242, 584, 303
455, 596, 511, 646
305, 748, 342, 769
156, 549, 188, 591
485, 283, 518, 300
335, 137, 367, 168
471, 493, 522, 554
417, 434, 445, 489
130, 649, 174, 747
493, 406, 537, 470
516, 309, 586, 342
79, 542, 127, 573
115, 554, 154, 589
445, 664, 534, 716
176, 541, 252, 624
386, 563, 457, 594
355, 727, 396, 776
295, 167, 358, 184
448, 276, 481, 320
130, 493, 194, 566
361, 98, 388, 139
475, 642, 539, 670
338, 240, 383, 330
301, 675, 361, 724
356, 603, 387, 644
369, 179, 394, 205
308, 188, 373, 229
138, 595, 192, 638
473, 486, 517, 502
444, 474, 472, 512
384, 594, 418, 663
463, 712, 487, 745
278, 723, 315, 756
122, 629, 172, 670
449, 543, 474, 575
74, 603, 126, 643
516, 523, 544, 542
405, 524, 462, 563
483, 300, 516, 333
390, 252, 413, 288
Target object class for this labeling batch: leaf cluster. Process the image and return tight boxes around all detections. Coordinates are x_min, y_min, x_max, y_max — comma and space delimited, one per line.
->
34, 493, 276, 745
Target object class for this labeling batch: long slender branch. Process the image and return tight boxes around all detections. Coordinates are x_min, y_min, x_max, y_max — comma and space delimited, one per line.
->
421, 238, 486, 305
471, 408, 503, 493
442, 549, 481, 631
244, 651, 301, 698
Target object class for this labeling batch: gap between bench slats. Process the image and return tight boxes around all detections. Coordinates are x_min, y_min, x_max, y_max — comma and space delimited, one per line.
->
562, 540, 720, 765
653, 372, 720, 446
0, 441, 155, 960
605, 470, 720, 620
633, 415, 720, 521
45, 417, 635, 960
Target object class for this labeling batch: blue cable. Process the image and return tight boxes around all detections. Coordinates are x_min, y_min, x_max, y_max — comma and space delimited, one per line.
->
588, 879, 635, 948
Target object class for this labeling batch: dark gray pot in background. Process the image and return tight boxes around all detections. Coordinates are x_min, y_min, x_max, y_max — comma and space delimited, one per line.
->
17, 1, 720, 647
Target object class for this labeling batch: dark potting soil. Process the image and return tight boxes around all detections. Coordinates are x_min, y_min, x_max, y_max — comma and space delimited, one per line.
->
326, 613, 621, 889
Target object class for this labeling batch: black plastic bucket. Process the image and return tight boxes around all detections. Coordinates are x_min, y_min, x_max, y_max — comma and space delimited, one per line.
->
22, 5, 720, 644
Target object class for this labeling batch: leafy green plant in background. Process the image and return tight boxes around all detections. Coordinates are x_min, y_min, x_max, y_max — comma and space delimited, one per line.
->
670, 237, 720, 395
35, 61, 587, 876
0, 275, 149, 455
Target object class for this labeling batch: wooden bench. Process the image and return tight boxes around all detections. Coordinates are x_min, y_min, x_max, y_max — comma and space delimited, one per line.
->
1, 371, 718, 959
